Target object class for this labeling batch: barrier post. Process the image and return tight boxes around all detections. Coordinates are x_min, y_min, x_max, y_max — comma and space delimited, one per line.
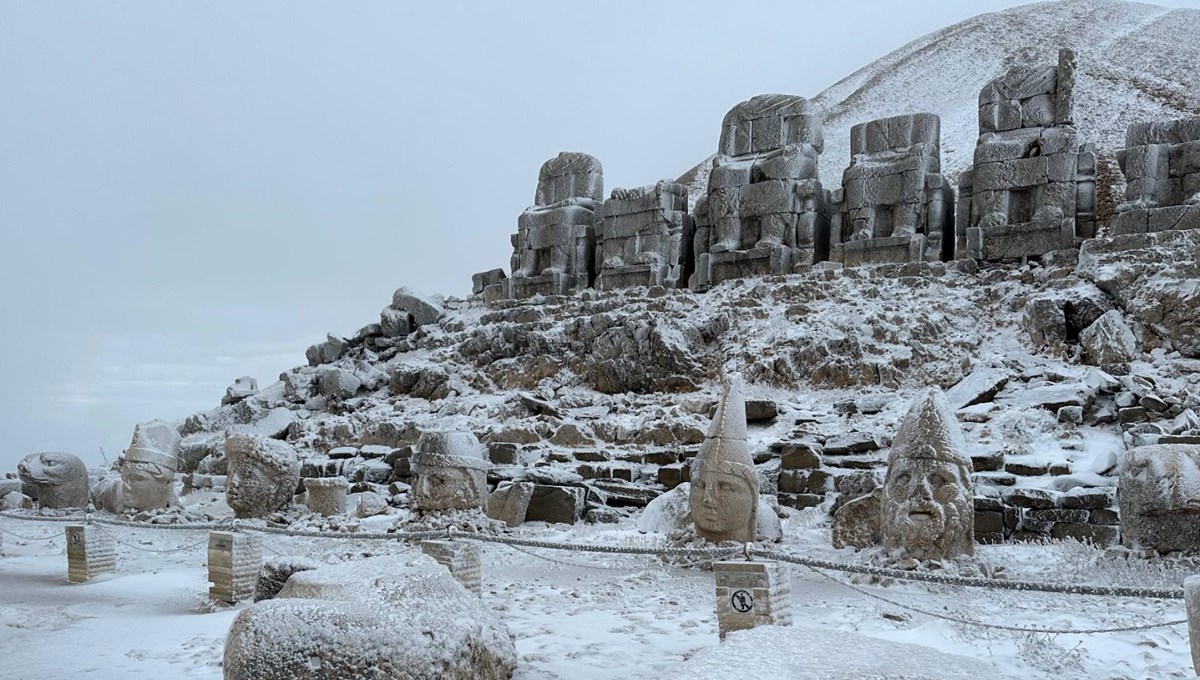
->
1186, 575, 1200, 675
207, 526, 262, 604
66, 521, 116, 583
713, 559, 791, 639
421, 539, 482, 594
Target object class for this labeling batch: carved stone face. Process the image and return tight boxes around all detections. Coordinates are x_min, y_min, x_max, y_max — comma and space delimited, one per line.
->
690, 470, 756, 544
413, 466, 483, 512
881, 457, 973, 559
1119, 444, 1200, 552
122, 461, 174, 512
17, 452, 89, 509
227, 457, 287, 519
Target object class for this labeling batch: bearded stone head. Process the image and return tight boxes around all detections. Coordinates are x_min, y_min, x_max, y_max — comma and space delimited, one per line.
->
225, 434, 301, 519
880, 388, 974, 560
411, 431, 489, 512
121, 420, 180, 512
17, 452, 89, 509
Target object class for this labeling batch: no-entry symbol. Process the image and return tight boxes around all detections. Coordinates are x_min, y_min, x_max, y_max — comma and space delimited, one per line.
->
730, 589, 754, 613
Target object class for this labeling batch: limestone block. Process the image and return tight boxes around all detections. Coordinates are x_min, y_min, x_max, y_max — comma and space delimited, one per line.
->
66, 525, 115, 583
225, 434, 301, 519
1126, 116, 1200, 148
713, 560, 792, 639
223, 376, 259, 405
831, 491, 881, 549
254, 557, 318, 602
525, 485, 585, 525
471, 268, 506, 295
18, 452, 89, 509
303, 477, 349, 516
420, 540, 482, 594
379, 305, 414, 337
208, 530, 262, 604
484, 481, 533, 527
317, 367, 361, 400
1119, 444, 1200, 552
390, 286, 444, 326
1079, 310, 1140, 365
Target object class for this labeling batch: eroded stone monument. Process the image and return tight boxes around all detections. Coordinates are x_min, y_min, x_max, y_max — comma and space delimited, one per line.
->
118, 420, 180, 513
303, 476, 349, 517
1119, 444, 1200, 553
506, 152, 603, 298
880, 388, 974, 560
17, 452, 89, 509
689, 378, 759, 544
956, 49, 1096, 260
831, 113, 954, 265
224, 434, 301, 519
411, 430, 489, 512
1113, 116, 1200, 235
595, 181, 694, 289
691, 94, 831, 289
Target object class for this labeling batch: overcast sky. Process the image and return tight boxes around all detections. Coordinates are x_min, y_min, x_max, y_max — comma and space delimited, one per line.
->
3, 0, 1198, 474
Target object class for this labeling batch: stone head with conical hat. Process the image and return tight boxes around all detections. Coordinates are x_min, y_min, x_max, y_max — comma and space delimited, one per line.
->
881, 387, 974, 560
689, 377, 759, 544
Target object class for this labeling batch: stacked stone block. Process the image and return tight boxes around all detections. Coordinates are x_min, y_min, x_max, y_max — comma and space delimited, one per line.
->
208, 530, 263, 603
831, 113, 955, 265
421, 540, 482, 594
956, 49, 1097, 260
1113, 116, 1200, 235
774, 442, 827, 510
972, 488, 1118, 546
505, 152, 603, 299
595, 181, 694, 290
713, 560, 792, 639
303, 476, 349, 516
66, 525, 115, 583
691, 94, 831, 290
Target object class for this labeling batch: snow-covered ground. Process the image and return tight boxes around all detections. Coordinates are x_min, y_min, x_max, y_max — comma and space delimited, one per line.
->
2, 511, 1194, 679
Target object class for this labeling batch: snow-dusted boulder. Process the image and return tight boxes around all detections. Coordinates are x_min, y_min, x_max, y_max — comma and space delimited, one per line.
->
391, 286, 445, 326
1119, 444, 1200, 553
222, 376, 259, 406
225, 434, 301, 519
224, 554, 516, 680
1079, 310, 1140, 365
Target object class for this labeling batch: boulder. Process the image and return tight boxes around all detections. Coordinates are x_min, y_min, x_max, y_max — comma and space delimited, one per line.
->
1021, 298, 1066, 349
831, 490, 881, 549
524, 485, 585, 525
317, 367, 362, 400
484, 481, 534, 527
222, 376, 259, 406
391, 286, 445, 326
1079, 310, 1140, 365
224, 554, 517, 680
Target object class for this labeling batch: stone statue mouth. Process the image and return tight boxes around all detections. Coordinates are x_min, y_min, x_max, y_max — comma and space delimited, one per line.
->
907, 510, 935, 524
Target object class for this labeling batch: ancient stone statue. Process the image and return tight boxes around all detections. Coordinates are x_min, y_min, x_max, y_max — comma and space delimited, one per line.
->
1113, 116, 1200, 235
880, 388, 974, 560
691, 94, 831, 290
507, 152, 603, 298
956, 49, 1097, 260
1119, 443, 1200, 553
119, 420, 180, 512
831, 113, 955, 265
411, 431, 489, 512
689, 378, 759, 543
224, 433, 301, 519
16, 451, 89, 509
595, 181, 694, 290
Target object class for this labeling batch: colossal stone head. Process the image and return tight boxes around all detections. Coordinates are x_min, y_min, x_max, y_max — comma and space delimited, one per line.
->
881, 388, 974, 560
225, 433, 301, 519
16, 451, 89, 509
689, 378, 759, 544
411, 431, 489, 512
1119, 444, 1200, 553
121, 419, 181, 512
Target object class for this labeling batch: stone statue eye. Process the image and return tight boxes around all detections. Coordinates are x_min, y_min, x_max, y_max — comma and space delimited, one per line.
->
717, 481, 734, 492
895, 473, 911, 487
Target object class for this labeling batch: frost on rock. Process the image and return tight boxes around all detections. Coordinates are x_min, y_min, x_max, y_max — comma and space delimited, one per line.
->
880, 387, 974, 560
1079, 309, 1140, 365
224, 434, 301, 519
410, 431, 489, 512
672, 624, 1012, 679
641, 483, 781, 544
224, 554, 517, 680
1119, 444, 1200, 553
16, 451, 89, 509
390, 286, 445, 326
689, 378, 760, 544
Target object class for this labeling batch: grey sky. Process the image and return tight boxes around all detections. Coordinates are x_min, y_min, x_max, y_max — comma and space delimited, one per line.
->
2, 0, 1196, 473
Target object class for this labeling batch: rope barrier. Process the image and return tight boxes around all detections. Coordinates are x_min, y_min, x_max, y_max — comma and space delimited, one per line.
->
0, 511, 83, 523
92, 524, 212, 555
751, 548, 1185, 601
0, 525, 63, 541
240, 525, 447, 541
807, 567, 1187, 634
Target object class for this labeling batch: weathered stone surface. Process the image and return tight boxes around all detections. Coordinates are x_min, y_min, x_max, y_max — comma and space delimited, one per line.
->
1050, 522, 1118, 547
945, 366, 1010, 410
690, 378, 760, 544
254, 557, 319, 602
881, 388, 974, 559
524, 484, 585, 525
222, 376, 259, 406
317, 367, 362, 400
303, 477, 348, 516
484, 481, 533, 527
1187, 575, 1200, 674
1119, 444, 1200, 552
305, 334, 348, 366
1002, 487, 1058, 509
390, 286, 444, 326
831, 490, 881, 549
1080, 310, 1140, 365
1021, 298, 1066, 348
117, 419, 181, 513
225, 434, 301, 519
17, 452, 88, 509
596, 181, 694, 290
744, 399, 778, 423
410, 431, 488, 512
223, 555, 517, 680
471, 268, 507, 296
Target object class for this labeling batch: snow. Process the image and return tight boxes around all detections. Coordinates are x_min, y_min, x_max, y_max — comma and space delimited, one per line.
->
2, 513, 1197, 678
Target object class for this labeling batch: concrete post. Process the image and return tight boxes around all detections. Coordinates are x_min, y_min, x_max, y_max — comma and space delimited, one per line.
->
208, 529, 262, 604
421, 539, 481, 594
713, 560, 791, 639
66, 523, 116, 583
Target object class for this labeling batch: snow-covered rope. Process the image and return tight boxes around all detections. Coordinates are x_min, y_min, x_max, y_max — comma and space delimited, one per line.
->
240, 525, 447, 541
751, 548, 1185, 600
90, 516, 232, 531
0, 525, 63, 541
808, 567, 1188, 634
457, 532, 736, 560
92, 524, 212, 554
0, 511, 84, 523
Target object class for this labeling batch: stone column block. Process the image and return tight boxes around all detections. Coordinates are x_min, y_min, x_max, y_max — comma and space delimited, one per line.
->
713, 560, 792, 639
1187, 575, 1200, 674
421, 540, 482, 595
208, 530, 262, 604
66, 524, 116, 583
304, 476, 349, 517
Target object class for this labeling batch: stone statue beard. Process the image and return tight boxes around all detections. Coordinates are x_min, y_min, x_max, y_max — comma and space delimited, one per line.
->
883, 458, 971, 558
414, 466, 481, 511
227, 459, 283, 515
689, 470, 755, 543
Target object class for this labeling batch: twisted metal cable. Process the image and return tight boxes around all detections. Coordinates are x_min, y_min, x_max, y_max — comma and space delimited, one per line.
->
807, 566, 1187, 634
